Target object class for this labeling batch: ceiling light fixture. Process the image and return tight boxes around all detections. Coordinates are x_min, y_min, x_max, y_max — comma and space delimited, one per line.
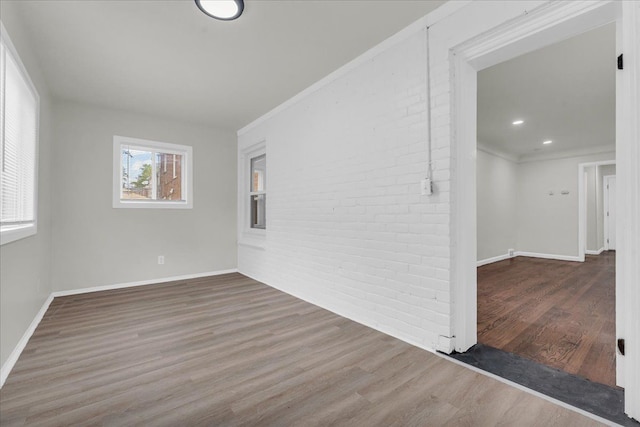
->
195, 0, 244, 21
512, 120, 524, 125
543, 140, 553, 145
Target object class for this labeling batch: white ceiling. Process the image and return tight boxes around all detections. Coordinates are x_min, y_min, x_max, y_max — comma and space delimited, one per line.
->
10, 0, 446, 131
478, 23, 615, 161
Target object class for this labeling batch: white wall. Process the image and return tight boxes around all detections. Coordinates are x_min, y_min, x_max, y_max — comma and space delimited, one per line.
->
517, 152, 614, 258
238, 28, 455, 350
476, 149, 518, 261
477, 151, 615, 261
236, 1, 571, 352
51, 101, 237, 291
235, 0, 633, 358
0, 5, 53, 368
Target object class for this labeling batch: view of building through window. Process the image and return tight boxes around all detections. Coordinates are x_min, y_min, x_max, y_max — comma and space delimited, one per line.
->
121, 147, 183, 201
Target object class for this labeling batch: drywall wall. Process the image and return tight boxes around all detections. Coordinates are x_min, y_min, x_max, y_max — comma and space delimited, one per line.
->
476, 149, 518, 261
477, 152, 615, 261
51, 101, 237, 291
517, 152, 615, 258
0, 5, 53, 368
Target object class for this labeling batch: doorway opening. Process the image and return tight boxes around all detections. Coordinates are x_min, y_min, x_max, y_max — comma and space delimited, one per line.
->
447, 1, 640, 423
474, 18, 618, 391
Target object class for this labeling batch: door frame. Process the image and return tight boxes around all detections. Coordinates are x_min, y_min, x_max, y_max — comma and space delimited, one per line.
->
603, 174, 616, 251
451, 0, 640, 419
578, 160, 615, 260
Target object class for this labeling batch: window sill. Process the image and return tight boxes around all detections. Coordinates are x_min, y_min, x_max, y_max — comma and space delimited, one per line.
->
113, 200, 193, 209
1, 223, 37, 245
239, 229, 266, 250
238, 240, 266, 250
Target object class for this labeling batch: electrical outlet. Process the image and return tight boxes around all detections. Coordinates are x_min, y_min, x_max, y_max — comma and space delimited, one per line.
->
508, 248, 515, 257
158, 255, 165, 265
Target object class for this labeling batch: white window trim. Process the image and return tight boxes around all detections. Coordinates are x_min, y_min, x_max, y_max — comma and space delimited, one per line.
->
239, 140, 266, 247
112, 135, 193, 209
0, 22, 40, 246
249, 154, 266, 230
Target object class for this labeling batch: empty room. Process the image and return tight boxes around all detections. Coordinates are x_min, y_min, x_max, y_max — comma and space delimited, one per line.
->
1, 1, 639, 426
470, 21, 624, 414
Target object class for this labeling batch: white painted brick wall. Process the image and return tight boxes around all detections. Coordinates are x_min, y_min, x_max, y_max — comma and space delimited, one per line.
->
238, 0, 548, 352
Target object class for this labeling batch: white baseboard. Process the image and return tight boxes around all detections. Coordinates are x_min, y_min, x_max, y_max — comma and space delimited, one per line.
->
437, 335, 455, 354
515, 251, 582, 262
1, 294, 53, 389
585, 247, 605, 255
478, 251, 583, 266
52, 269, 239, 297
1, 268, 238, 389
477, 253, 513, 267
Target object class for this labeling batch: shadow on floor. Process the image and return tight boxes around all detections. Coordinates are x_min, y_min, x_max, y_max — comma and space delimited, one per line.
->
445, 344, 638, 427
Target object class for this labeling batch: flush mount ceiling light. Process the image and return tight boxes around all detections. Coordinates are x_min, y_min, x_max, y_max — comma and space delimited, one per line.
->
512, 120, 524, 125
543, 140, 553, 145
195, 0, 244, 21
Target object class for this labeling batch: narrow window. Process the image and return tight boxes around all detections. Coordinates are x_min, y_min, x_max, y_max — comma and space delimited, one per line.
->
249, 154, 266, 229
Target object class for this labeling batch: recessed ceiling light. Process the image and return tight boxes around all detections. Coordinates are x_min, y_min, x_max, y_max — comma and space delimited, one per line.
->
512, 120, 524, 125
195, 0, 244, 21
543, 140, 553, 145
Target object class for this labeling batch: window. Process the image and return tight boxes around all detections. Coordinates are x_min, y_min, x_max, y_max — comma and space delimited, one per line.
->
0, 24, 40, 245
239, 140, 266, 246
113, 136, 192, 209
250, 154, 266, 229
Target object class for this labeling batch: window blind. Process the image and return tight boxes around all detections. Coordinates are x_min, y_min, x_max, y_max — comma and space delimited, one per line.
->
1, 35, 38, 226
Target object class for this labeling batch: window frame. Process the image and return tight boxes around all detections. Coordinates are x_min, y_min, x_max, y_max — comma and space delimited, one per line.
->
112, 135, 193, 209
249, 154, 266, 230
0, 23, 40, 246
239, 140, 266, 245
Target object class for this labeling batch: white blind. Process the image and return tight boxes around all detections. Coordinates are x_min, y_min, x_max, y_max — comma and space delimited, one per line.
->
1, 33, 38, 225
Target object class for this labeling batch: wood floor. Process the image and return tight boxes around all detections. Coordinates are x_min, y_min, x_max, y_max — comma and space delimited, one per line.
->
1, 273, 604, 426
478, 252, 616, 387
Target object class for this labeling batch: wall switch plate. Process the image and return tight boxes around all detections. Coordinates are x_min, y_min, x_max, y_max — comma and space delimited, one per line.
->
421, 178, 432, 196
158, 256, 165, 265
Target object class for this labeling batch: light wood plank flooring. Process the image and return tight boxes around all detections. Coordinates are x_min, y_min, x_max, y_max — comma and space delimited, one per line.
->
1, 273, 604, 426
478, 252, 616, 387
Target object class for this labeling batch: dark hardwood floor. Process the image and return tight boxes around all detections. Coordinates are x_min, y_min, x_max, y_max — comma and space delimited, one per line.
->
0, 273, 604, 426
477, 252, 616, 387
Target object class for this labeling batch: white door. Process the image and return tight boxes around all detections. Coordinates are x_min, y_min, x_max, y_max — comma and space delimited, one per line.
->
604, 175, 616, 250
